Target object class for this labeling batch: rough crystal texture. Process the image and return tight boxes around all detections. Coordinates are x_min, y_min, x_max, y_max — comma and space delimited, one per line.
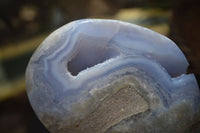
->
25, 19, 200, 133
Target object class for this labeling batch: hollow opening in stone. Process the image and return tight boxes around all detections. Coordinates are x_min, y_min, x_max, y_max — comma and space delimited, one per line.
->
67, 42, 120, 76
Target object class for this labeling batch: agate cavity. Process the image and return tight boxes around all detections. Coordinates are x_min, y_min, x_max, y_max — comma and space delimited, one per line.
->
26, 19, 200, 133
67, 42, 120, 76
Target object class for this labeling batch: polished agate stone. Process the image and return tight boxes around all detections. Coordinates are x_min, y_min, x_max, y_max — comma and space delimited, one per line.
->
26, 19, 200, 133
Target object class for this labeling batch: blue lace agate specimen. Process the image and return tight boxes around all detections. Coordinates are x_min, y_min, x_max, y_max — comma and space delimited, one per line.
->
26, 19, 200, 133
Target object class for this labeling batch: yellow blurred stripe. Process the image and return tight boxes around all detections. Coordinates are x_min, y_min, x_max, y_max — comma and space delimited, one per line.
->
115, 8, 170, 21
0, 34, 47, 61
0, 76, 25, 101
114, 8, 170, 35
146, 23, 170, 36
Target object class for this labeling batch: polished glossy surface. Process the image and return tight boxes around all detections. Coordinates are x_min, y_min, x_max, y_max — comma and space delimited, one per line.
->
26, 19, 200, 133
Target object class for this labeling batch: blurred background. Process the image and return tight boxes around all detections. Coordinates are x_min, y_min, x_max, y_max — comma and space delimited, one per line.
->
0, 0, 200, 132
